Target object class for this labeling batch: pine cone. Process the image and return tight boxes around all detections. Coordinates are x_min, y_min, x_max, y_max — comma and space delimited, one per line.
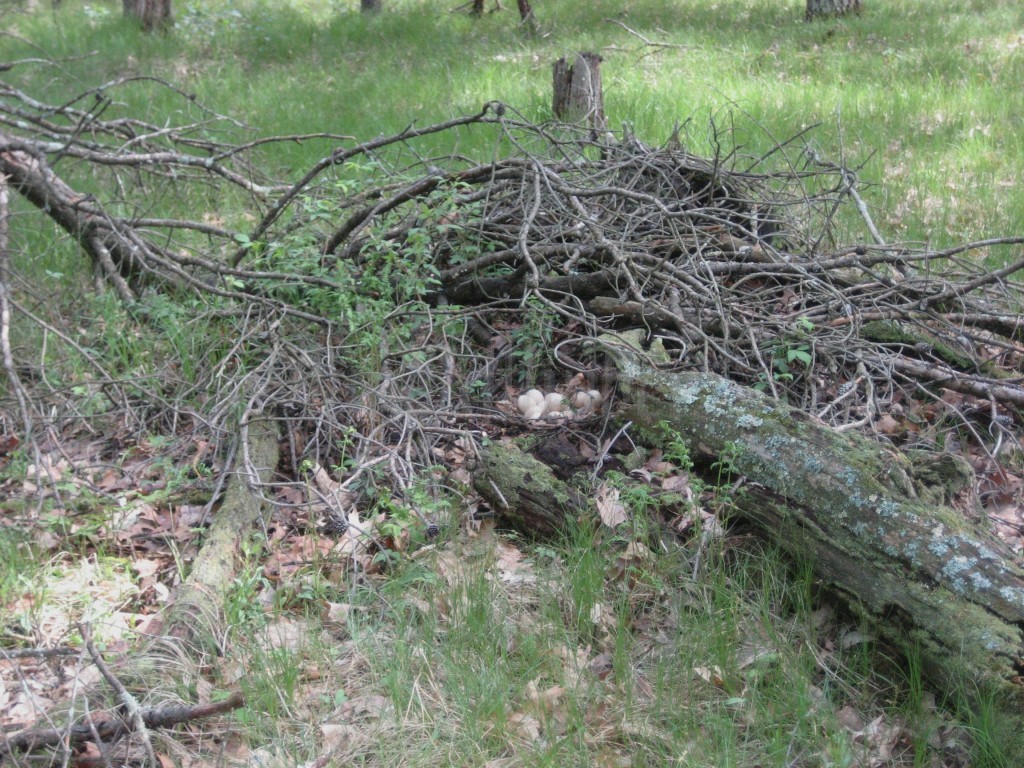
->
322, 515, 349, 536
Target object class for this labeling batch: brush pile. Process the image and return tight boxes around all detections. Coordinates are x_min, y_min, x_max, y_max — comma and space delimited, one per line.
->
1, 82, 1022, 503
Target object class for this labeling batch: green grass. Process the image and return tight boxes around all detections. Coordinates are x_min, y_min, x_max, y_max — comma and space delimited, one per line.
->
3, 0, 1022, 251
0, 476, 1010, 765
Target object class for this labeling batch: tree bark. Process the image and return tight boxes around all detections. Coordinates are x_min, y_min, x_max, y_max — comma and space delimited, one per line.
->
516, 0, 537, 34
552, 52, 606, 132
0, 135, 141, 297
806, 0, 861, 22
473, 438, 587, 537
162, 419, 279, 643
473, 360, 1024, 709
123, 0, 173, 32
361, 0, 382, 14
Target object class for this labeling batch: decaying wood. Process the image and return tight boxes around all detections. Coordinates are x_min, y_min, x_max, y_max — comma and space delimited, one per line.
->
474, 354, 1024, 709
0, 692, 244, 759
552, 52, 606, 131
615, 356, 1024, 702
473, 438, 587, 536
163, 419, 279, 642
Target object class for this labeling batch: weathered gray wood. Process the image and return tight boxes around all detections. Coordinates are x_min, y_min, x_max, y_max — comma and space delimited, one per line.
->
164, 419, 279, 642
611, 357, 1024, 703
552, 52, 606, 131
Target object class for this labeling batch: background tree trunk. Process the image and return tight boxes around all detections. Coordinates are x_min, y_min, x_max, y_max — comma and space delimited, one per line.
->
361, 0, 382, 14
806, 0, 861, 21
516, 0, 536, 33
123, 0, 172, 31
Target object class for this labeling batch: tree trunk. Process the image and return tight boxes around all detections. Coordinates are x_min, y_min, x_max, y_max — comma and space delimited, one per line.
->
806, 0, 861, 22
123, 0, 173, 31
361, 0, 382, 14
552, 52, 606, 133
473, 360, 1024, 711
516, 0, 537, 33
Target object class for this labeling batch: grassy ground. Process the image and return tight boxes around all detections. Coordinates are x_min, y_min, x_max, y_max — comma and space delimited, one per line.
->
3, 0, 1023, 250
2, 1, 1023, 766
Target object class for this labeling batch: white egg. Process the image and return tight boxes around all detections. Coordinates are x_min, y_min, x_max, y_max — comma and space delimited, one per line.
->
525, 389, 545, 407
587, 389, 604, 406
572, 390, 593, 411
517, 394, 535, 414
523, 404, 545, 421
544, 392, 565, 413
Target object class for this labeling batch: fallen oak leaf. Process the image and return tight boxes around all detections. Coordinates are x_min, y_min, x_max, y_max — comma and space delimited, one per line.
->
596, 482, 627, 528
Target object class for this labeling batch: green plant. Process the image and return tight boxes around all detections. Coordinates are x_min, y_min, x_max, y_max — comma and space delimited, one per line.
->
510, 296, 556, 382
711, 440, 744, 486
654, 420, 695, 471
0, 529, 31, 612
225, 536, 270, 629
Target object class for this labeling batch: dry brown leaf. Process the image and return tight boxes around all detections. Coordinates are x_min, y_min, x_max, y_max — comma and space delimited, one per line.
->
596, 482, 627, 528
310, 461, 355, 512
874, 414, 902, 434
321, 723, 361, 751
526, 681, 565, 708
508, 711, 542, 741
694, 665, 726, 688
661, 472, 693, 494
337, 694, 390, 721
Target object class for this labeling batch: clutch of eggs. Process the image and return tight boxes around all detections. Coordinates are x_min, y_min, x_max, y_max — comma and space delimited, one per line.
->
516, 387, 604, 420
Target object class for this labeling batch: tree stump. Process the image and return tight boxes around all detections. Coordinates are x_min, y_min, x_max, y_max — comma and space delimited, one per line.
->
552, 52, 607, 132
122, 0, 173, 32
806, 0, 861, 22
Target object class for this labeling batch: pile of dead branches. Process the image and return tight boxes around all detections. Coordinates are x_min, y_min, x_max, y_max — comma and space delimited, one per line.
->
2, 71, 1023, 500
4, 60, 1024, 768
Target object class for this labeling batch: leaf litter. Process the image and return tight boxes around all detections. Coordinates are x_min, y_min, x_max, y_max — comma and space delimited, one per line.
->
0, 393, 1011, 767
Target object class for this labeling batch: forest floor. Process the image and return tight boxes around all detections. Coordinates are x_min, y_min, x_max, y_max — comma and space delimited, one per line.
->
2, 1, 1024, 766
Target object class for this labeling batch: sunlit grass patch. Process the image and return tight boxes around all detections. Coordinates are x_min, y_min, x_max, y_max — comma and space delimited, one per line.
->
4, 0, 1022, 249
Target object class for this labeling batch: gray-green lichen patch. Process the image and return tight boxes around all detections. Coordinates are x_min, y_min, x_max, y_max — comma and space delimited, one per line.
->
737, 413, 763, 428
998, 586, 1024, 607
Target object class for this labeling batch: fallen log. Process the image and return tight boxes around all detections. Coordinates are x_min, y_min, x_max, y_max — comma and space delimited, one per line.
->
163, 418, 279, 642
0, 692, 244, 760
474, 356, 1024, 712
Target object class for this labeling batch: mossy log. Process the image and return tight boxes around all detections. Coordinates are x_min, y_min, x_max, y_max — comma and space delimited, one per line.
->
474, 363, 1024, 707
615, 359, 1024, 703
163, 419, 279, 642
473, 438, 587, 537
